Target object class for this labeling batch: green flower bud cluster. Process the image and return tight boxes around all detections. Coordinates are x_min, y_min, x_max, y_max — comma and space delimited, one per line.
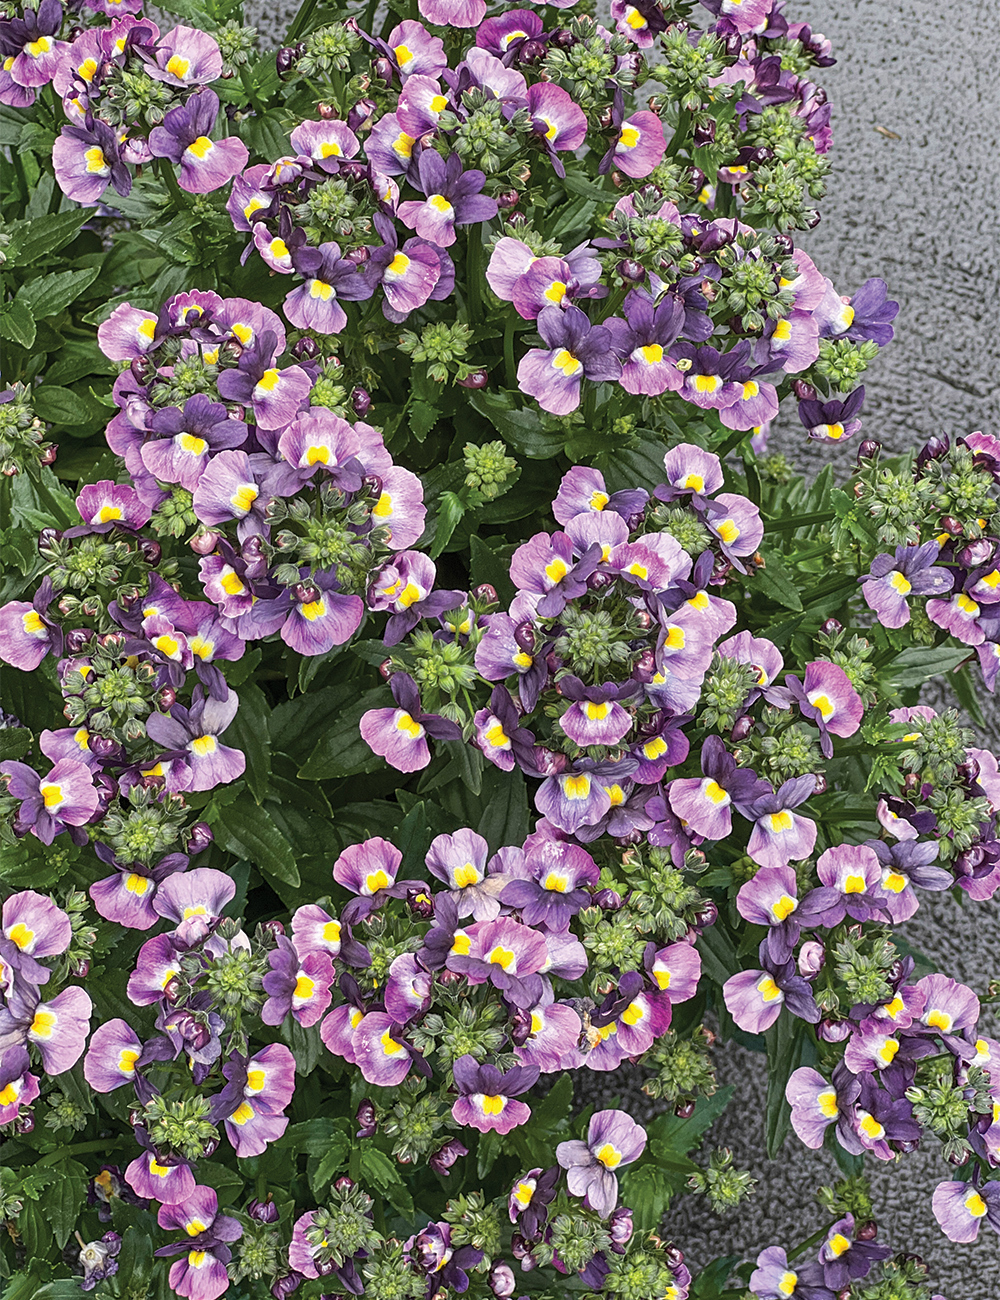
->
542, 19, 636, 108
648, 503, 714, 556
361, 1242, 427, 1300
0, 383, 51, 474
603, 1248, 688, 1300
296, 22, 361, 77
413, 996, 507, 1068
642, 1025, 717, 1103
100, 67, 174, 127
231, 1222, 281, 1284
653, 29, 728, 111
847, 1256, 936, 1300
307, 1184, 382, 1267
688, 1147, 756, 1214
454, 99, 521, 174
926, 785, 989, 862
148, 353, 219, 408
44, 1090, 88, 1133
546, 1207, 612, 1273
143, 1094, 219, 1163
920, 441, 999, 537
907, 1063, 992, 1157
855, 464, 935, 547
213, 20, 258, 76
379, 1084, 453, 1163
204, 936, 268, 1016
699, 654, 760, 733
399, 321, 473, 384
897, 707, 973, 788
152, 486, 198, 540
445, 1188, 501, 1259
741, 154, 828, 232
713, 235, 798, 332
580, 906, 652, 993
463, 441, 518, 502
831, 932, 898, 1007
99, 787, 189, 867
299, 178, 364, 247
816, 337, 880, 393
817, 1174, 876, 1224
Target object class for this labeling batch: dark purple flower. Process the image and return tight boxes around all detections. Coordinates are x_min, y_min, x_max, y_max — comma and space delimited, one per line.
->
398, 150, 498, 248
667, 735, 772, 841
517, 305, 622, 416
359, 672, 461, 773
148, 87, 249, 194
860, 541, 953, 629
451, 1054, 539, 1133
819, 1213, 892, 1290
798, 386, 865, 443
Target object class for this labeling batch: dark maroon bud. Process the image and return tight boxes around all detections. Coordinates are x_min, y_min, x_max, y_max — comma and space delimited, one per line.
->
71, 957, 91, 978
471, 584, 497, 608
750, 146, 773, 166
507, 211, 528, 229
201, 1136, 220, 1158
959, 538, 995, 568
189, 530, 221, 556
510, 1233, 532, 1260
162, 976, 183, 1004
88, 734, 118, 760
634, 610, 653, 631
356, 1100, 378, 1137
333, 1176, 354, 1192
819, 617, 843, 637
855, 1220, 878, 1242
314, 102, 336, 120
688, 167, 706, 194
836, 1290, 851, 1300
608, 1206, 634, 1251
429, 1139, 468, 1179
187, 821, 214, 854
378, 658, 393, 681
65, 627, 94, 654
772, 233, 794, 256
157, 687, 177, 711
594, 888, 623, 911
271, 1272, 305, 1298
886, 959, 905, 985
373, 55, 394, 84
13, 1110, 34, 1135
136, 538, 162, 566
917, 434, 950, 468
587, 570, 616, 592
349, 386, 372, 417
242, 535, 266, 563
260, 919, 285, 939
633, 648, 656, 679
533, 748, 569, 778
616, 830, 645, 848
347, 97, 377, 133
856, 438, 881, 464
488, 1262, 516, 1298
692, 901, 718, 930
275, 45, 298, 76
693, 118, 716, 147
508, 1008, 532, 1047
947, 1147, 971, 1166
346, 246, 370, 270
818, 1017, 852, 1043
813, 773, 828, 796
496, 189, 519, 212
99, 632, 125, 651
611, 169, 625, 190
722, 30, 742, 56
941, 515, 966, 537
519, 37, 546, 62
730, 714, 754, 743
457, 369, 489, 389
615, 258, 646, 284
247, 1196, 280, 1224
513, 621, 536, 654
662, 1244, 685, 1270
812, 86, 828, 106
958, 756, 981, 784
38, 526, 62, 552
674, 1099, 696, 1119
903, 771, 921, 794
793, 379, 816, 401
292, 336, 320, 361
39, 444, 58, 466
805, 210, 822, 230
130, 356, 156, 386
293, 583, 320, 606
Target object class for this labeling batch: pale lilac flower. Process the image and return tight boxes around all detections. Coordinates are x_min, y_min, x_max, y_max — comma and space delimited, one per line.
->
556, 1110, 647, 1218
451, 1054, 538, 1134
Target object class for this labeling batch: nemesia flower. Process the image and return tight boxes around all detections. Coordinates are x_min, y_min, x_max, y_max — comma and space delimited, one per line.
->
426, 828, 508, 921
1, 889, 71, 986
145, 687, 245, 793
812, 844, 887, 926
75, 481, 150, 532
744, 777, 818, 871
611, 0, 669, 47
736, 863, 824, 963
382, 19, 447, 81
155, 1186, 242, 1300
261, 937, 335, 1028
667, 734, 772, 840
0, 757, 99, 845
451, 1054, 538, 1133
384, 953, 432, 1023
125, 1143, 196, 1206
525, 82, 588, 174
190, 450, 269, 536
514, 990, 584, 1073
517, 305, 622, 415
0, 579, 60, 670
397, 150, 497, 248
931, 1180, 1000, 1244
786, 1063, 862, 1154
405, 1221, 483, 1293
860, 541, 953, 629
333, 837, 421, 922
798, 387, 865, 442
0, 1047, 39, 1125
127, 933, 184, 1006
474, 685, 539, 775
723, 945, 820, 1034
148, 25, 222, 87
786, 660, 864, 758
867, 838, 952, 922
0, 981, 92, 1075
418, 0, 486, 26
913, 973, 981, 1038
215, 332, 311, 430
140, 395, 247, 492
535, 765, 613, 836
818, 1215, 891, 1290
148, 88, 249, 194
153, 867, 236, 946
83, 1018, 171, 1093
926, 587, 987, 646
0, 0, 67, 106
289, 117, 360, 167
556, 1110, 647, 1218
599, 99, 666, 180
447, 915, 548, 1008
284, 241, 372, 334
499, 839, 600, 929
704, 492, 765, 568
52, 120, 131, 203
606, 292, 686, 396
359, 672, 461, 772
508, 1164, 559, 1240
749, 1245, 836, 1300
209, 1044, 296, 1157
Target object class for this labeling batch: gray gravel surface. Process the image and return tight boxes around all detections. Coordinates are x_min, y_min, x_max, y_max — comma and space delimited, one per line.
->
243, 1, 1000, 1292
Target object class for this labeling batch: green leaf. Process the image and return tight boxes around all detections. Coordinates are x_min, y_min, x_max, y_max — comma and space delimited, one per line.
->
0, 728, 32, 761
691, 1255, 742, 1298
763, 1015, 816, 1159
467, 389, 564, 460
359, 1147, 402, 1192
226, 680, 272, 804
16, 266, 100, 321
299, 686, 390, 780
31, 385, 106, 429
408, 398, 440, 443
214, 795, 300, 888
469, 533, 516, 607
40, 1159, 87, 1250
281, 1017, 323, 1077
648, 1086, 734, 1156
308, 1131, 351, 1195
284, 1118, 347, 1156
240, 113, 292, 161
882, 645, 972, 689
477, 1130, 504, 1180
617, 1163, 676, 1233
476, 764, 529, 854
430, 490, 465, 558
752, 551, 803, 611
9, 211, 86, 265
529, 1071, 573, 1129
0, 299, 35, 350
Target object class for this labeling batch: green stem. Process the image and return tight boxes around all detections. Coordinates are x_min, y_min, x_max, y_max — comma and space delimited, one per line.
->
787, 1219, 836, 1263
466, 229, 483, 327
34, 1138, 130, 1168
762, 510, 836, 534
238, 65, 266, 117
665, 107, 691, 158
503, 310, 516, 389
284, 0, 318, 43
156, 159, 190, 213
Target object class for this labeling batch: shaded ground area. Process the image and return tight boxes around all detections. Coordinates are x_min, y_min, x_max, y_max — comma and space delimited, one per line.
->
245, 0, 1000, 1291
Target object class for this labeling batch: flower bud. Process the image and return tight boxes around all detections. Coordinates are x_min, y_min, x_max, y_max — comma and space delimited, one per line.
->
472, 583, 498, 606
157, 687, 177, 711
939, 515, 964, 535
532, 748, 569, 778
260, 919, 285, 940
856, 438, 881, 464
793, 379, 816, 402
333, 1176, 354, 1192
347, 98, 378, 133
72, 957, 91, 978
378, 658, 393, 681
276, 46, 298, 77
406, 885, 434, 918
247, 1195, 280, 1224
674, 1099, 696, 1119
813, 773, 828, 796
187, 821, 214, 854
819, 617, 843, 637
13, 1110, 34, 1135
373, 56, 395, 85
162, 976, 183, 1004
428, 1137, 468, 1177
798, 940, 825, 979
356, 1100, 377, 1138
730, 714, 754, 742
513, 621, 536, 654
818, 1017, 851, 1043
87, 734, 117, 761
957, 756, 981, 785
489, 1263, 516, 1298
693, 118, 716, 147
457, 369, 489, 389
271, 1272, 304, 1299
594, 888, 623, 911
65, 627, 94, 654
855, 1220, 878, 1242
39, 444, 58, 466
189, 530, 221, 556
139, 539, 162, 566
917, 434, 949, 468
292, 336, 320, 361
38, 527, 62, 552
508, 1007, 532, 1047
510, 1232, 532, 1260
587, 570, 615, 592
691, 901, 717, 930
608, 1206, 634, 1251
351, 387, 372, 417
496, 189, 520, 211
294, 582, 320, 606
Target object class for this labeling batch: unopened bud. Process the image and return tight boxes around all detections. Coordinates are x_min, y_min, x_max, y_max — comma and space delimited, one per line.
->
674, 1099, 696, 1119
855, 1220, 878, 1242
356, 1100, 377, 1138
730, 714, 754, 742
798, 940, 825, 979
351, 387, 372, 417
488, 1262, 516, 1298
247, 1196, 279, 1224
189, 530, 221, 556
856, 438, 881, 464
276, 46, 298, 77
157, 687, 176, 710
793, 379, 816, 401
428, 1137, 467, 1177
378, 658, 393, 681
292, 336, 320, 361
39, 444, 58, 466
508, 1008, 532, 1048
139, 539, 162, 566
187, 821, 214, 854
457, 369, 488, 389
472, 583, 497, 606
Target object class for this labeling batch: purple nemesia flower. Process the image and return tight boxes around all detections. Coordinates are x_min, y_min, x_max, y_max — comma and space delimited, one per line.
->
0, 578, 61, 670
535, 765, 614, 836
517, 305, 622, 415
426, 828, 509, 920
723, 943, 820, 1035
77, 1232, 122, 1292
606, 291, 686, 396
368, 551, 463, 646
190, 449, 270, 537
451, 1054, 539, 1133
155, 1185, 242, 1300
289, 117, 360, 167
418, 0, 486, 26
352, 1010, 425, 1086
499, 839, 600, 930
0, 0, 67, 104
284, 240, 372, 334
660, 442, 725, 504
0, 981, 92, 1076
140, 394, 247, 492
736, 862, 826, 962
476, 7, 543, 57
384, 952, 432, 1023
83, 1018, 172, 1093
0, 757, 99, 846
124, 1137, 196, 1206
75, 481, 151, 532
667, 735, 772, 840
1, 890, 71, 986
397, 150, 497, 248
515, 990, 584, 1072
52, 119, 132, 203
360, 672, 461, 772
147, 25, 222, 87
152, 867, 236, 945
819, 1214, 891, 1290
127, 933, 183, 1006
866, 838, 952, 922
552, 465, 648, 527
556, 1110, 647, 1219
0, 1047, 39, 1125
215, 330, 311, 430
611, 0, 669, 47
262, 936, 334, 1028
811, 844, 887, 926
913, 973, 981, 1038
148, 88, 248, 194
365, 213, 442, 319
508, 1165, 560, 1240
525, 82, 587, 176
598, 93, 665, 179
447, 915, 548, 1008
932, 1180, 1000, 1243
145, 686, 245, 793
474, 685, 539, 774
750, 1245, 835, 1300
786, 1062, 863, 1155
785, 660, 864, 758
860, 541, 953, 629
927, 586, 988, 646
333, 836, 424, 923
209, 1043, 296, 1157
703, 492, 764, 569
405, 1220, 483, 1294
798, 387, 865, 442
745, 777, 818, 870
